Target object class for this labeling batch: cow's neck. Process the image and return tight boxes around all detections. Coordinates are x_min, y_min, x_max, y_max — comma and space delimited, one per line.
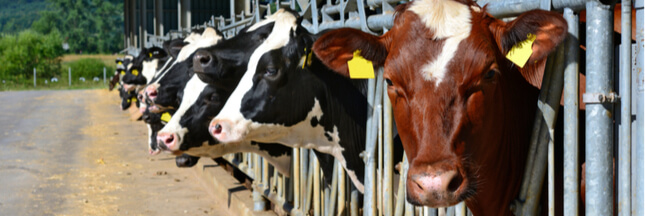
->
467, 68, 539, 216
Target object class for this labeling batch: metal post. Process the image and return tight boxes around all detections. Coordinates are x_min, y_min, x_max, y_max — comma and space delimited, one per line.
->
618, 1, 633, 215
314, 153, 321, 216
585, 1, 615, 215
337, 160, 346, 216
455, 202, 466, 216
103, 67, 106, 85
632, 1, 644, 215
327, 162, 339, 216
68, 67, 71, 86
384, 78, 394, 215
33, 68, 36, 87
395, 155, 408, 216
293, 148, 300, 211
363, 72, 376, 216
563, 7, 580, 216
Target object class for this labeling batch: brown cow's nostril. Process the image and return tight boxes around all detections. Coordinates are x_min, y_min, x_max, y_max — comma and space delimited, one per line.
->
447, 173, 463, 193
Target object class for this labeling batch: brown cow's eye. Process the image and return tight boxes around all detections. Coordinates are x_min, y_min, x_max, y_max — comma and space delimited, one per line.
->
385, 78, 393, 86
483, 70, 496, 80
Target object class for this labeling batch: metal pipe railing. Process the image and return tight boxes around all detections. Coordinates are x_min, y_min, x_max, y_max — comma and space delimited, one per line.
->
584, 1, 615, 215
631, 1, 644, 215
618, 1, 633, 215
563, 7, 580, 216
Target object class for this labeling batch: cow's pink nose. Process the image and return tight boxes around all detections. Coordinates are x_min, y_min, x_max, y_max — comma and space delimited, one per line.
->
209, 119, 234, 142
157, 132, 177, 150
146, 86, 158, 100
411, 170, 461, 193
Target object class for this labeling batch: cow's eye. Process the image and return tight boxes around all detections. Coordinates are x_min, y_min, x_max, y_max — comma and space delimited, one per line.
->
483, 70, 497, 80
385, 78, 393, 86
265, 68, 278, 76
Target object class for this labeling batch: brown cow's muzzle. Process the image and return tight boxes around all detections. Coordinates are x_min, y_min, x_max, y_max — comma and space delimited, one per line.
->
406, 169, 467, 207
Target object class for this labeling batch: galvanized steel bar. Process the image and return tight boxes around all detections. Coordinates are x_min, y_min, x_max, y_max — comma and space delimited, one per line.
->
549, 43, 567, 216
632, 1, 644, 215
395, 156, 408, 216
293, 148, 300, 211
327, 161, 339, 216
351, 190, 359, 216
519, 27, 567, 216
477, 0, 592, 18
618, 1, 633, 216
363, 72, 377, 215
314, 154, 321, 216
338, 161, 346, 216
384, 78, 394, 215
455, 202, 466, 216
563, 7, 580, 216
304, 151, 314, 213
585, 1, 615, 215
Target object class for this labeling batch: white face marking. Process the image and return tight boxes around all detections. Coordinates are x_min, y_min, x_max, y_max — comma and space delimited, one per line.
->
141, 59, 158, 83
158, 76, 208, 151
147, 124, 153, 151
409, 0, 472, 84
210, 10, 366, 192
151, 27, 222, 85
211, 9, 298, 142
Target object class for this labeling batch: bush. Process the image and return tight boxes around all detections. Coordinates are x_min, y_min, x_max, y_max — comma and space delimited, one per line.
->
0, 29, 63, 80
64, 58, 113, 80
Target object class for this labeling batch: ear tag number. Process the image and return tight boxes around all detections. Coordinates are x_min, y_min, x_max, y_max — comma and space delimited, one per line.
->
505, 33, 536, 68
347, 50, 375, 79
132, 69, 139, 76
160, 112, 172, 123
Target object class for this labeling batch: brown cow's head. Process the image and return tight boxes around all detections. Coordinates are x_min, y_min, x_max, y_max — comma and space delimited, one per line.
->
314, 0, 566, 208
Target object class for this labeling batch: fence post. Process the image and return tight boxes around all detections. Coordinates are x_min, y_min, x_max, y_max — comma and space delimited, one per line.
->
33, 68, 36, 87
103, 67, 107, 85
68, 67, 71, 87
585, 1, 615, 215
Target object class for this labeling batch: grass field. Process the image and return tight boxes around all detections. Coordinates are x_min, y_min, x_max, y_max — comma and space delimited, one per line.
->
61, 54, 120, 66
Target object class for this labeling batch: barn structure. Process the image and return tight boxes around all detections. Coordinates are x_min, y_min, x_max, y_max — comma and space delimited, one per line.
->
121, 0, 644, 215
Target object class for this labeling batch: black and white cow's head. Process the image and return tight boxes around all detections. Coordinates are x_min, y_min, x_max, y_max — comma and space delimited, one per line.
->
207, 9, 368, 192
144, 27, 223, 105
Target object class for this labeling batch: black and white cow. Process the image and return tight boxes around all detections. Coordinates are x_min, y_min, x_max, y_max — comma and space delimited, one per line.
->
204, 9, 369, 192
141, 27, 222, 155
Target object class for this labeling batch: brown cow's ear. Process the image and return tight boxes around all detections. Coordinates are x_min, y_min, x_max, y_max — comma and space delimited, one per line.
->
495, 10, 567, 66
313, 28, 388, 77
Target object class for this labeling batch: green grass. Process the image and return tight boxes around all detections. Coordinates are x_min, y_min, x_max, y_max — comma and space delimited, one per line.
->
1, 54, 120, 92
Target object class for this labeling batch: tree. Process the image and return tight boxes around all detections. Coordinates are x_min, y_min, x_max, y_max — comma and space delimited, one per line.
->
31, 0, 123, 54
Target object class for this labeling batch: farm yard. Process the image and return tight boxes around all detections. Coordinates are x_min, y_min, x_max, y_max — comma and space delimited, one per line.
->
0, 90, 233, 215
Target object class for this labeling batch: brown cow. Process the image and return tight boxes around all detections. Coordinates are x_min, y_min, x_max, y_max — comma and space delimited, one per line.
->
313, 0, 568, 215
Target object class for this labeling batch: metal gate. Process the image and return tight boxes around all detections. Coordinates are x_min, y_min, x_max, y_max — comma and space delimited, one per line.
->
130, 0, 644, 215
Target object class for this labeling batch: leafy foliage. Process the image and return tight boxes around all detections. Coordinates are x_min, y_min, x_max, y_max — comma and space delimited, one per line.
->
0, 0, 50, 33
66, 58, 113, 79
31, 0, 124, 54
0, 29, 64, 80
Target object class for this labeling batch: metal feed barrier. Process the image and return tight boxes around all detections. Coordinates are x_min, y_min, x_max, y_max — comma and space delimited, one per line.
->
128, 0, 643, 215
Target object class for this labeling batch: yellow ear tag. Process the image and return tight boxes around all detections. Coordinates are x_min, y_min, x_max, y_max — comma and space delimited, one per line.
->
149, 53, 153, 57
120, 71, 126, 76
347, 50, 375, 79
117, 62, 123, 65
132, 69, 139, 76
132, 98, 137, 103
160, 112, 172, 123
505, 33, 536, 68
126, 99, 131, 103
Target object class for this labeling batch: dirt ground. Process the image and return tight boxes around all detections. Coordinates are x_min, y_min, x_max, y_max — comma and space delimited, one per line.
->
0, 89, 233, 216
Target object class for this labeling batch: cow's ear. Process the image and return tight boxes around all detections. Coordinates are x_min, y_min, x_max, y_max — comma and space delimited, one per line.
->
494, 10, 567, 66
313, 28, 387, 77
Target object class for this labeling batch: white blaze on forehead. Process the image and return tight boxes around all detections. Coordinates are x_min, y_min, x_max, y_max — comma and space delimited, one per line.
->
409, 0, 472, 84
141, 59, 158, 83
158, 76, 208, 151
246, 9, 292, 32
212, 9, 298, 133
152, 27, 222, 85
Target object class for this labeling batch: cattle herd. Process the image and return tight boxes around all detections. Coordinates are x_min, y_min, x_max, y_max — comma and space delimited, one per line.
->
107, 0, 589, 215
